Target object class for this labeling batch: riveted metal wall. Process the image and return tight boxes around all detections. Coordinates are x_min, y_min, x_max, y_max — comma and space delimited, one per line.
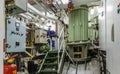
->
68, 6, 88, 42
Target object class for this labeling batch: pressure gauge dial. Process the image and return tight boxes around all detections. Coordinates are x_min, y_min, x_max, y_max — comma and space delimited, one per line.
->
15, 22, 20, 31
15, 22, 20, 27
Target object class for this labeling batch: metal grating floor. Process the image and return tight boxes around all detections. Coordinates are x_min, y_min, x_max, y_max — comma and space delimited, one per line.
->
62, 59, 100, 74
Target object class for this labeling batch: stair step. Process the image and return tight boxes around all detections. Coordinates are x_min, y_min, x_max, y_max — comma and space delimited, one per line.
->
43, 62, 58, 66
37, 50, 64, 74
46, 57, 58, 59
45, 60, 58, 63
40, 70, 57, 73
49, 51, 63, 53
48, 52, 58, 54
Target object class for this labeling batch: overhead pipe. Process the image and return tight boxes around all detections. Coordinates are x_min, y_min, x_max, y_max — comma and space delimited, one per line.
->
25, 12, 36, 19
36, 0, 58, 14
40, 0, 57, 13
33, 0, 51, 14
19, 13, 32, 19
27, 3, 58, 21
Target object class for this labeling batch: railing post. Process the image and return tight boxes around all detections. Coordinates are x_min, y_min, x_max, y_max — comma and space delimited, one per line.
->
57, 23, 64, 73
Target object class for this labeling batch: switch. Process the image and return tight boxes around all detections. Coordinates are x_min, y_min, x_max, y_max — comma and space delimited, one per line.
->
118, 3, 120, 7
8, 21, 11, 24
21, 34, 23, 36
16, 28, 19, 31
16, 32, 19, 35
11, 31, 16, 35
18, 33, 21, 36
117, 3, 120, 14
6, 43, 11, 48
11, 31, 14, 34
15, 42, 20, 46
118, 8, 120, 14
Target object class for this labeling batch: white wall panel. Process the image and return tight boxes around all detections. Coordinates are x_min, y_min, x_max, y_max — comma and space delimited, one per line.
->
112, 0, 120, 73
0, 0, 4, 74
99, 0, 106, 51
106, 0, 115, 73
100, 0, 120, 73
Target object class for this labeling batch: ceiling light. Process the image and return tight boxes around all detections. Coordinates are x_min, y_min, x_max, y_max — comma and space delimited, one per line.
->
90, 9, 95, 15
41, 18, 45, 21
61, 0, 69, 4
35, 23, 40, 27
57, 0, 62, 4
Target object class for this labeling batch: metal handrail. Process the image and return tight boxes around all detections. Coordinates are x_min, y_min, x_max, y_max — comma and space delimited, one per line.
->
58, 27, 64, 39
59, 39, 64, 50
57, 25, 64, 73
37, 52, 48, 73
57, 23, 76, 73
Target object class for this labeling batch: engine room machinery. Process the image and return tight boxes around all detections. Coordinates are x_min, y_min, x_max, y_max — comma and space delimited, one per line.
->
68, 5, 89, 62
35, 29, 47, 44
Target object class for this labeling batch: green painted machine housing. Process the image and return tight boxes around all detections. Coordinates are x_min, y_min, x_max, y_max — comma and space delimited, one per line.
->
88, 16, 99, 40
68, 5, 88, 42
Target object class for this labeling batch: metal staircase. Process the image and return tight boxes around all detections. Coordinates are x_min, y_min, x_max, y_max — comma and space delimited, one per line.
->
37, 20, 74, 74
37, 50, 63, 74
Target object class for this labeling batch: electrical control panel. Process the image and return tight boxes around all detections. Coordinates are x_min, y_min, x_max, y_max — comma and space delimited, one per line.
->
35, 29, 47, 44
6, 17, 26, 52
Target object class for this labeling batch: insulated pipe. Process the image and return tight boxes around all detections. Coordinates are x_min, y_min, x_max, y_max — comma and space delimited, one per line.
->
27, 3, 58, 21
25, 12, 36, 19
33, 0, 51, 13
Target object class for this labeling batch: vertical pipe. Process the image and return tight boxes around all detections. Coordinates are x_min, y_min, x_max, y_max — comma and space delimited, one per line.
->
57, 21, 60, 73
0, 0, 5, 74
50, 38, 52, 51
56, 22, 58, 36
63, 26, 65, 51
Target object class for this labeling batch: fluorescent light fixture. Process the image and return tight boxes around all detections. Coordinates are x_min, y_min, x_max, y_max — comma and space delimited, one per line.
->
90, 9, 95, 15
35, 23, 40, 27
61, 0, 69, 4
41, 18, 45, 21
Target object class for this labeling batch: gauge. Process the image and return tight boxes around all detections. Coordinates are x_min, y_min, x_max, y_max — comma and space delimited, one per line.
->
15, 22, 20, 31
15, 22, 20, 27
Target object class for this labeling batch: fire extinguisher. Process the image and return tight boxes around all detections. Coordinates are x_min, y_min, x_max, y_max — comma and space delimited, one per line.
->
4, 54, 19, 74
